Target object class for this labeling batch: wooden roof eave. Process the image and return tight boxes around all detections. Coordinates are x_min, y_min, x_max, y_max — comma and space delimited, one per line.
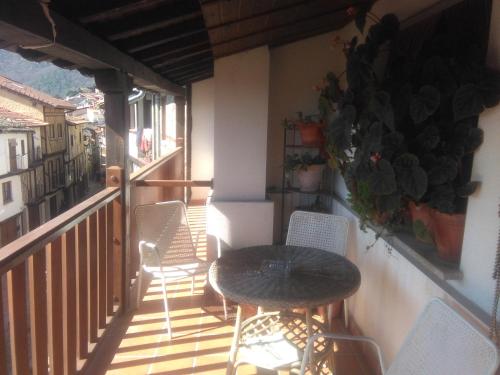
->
0, 0, 184, 96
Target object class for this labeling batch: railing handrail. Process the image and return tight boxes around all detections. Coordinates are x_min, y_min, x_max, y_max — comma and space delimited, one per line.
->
130, 147, 182, 182
0, 186, 120, 275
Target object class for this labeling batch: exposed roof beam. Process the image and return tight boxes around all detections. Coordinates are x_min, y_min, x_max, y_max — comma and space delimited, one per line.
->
210, 3, 357, 49
120, 19, 206, 53
172, 68, 212, 82
159, 57, 213, 74
152, 49, 212, 68
167, 61, 213, 77
204, 0, 310, 30
178, 71, 213, 85
156, 53, 213, 73
142, 40, 210, 63
0, 0, 183, 95
132, 32, 209, 60
108, 11, 202, 41
79, 0, 172, 24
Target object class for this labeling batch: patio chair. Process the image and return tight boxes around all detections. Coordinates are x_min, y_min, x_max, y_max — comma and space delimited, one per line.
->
135, 200, 210, 339
231, 311, 331, 375
300, 298, 500, 375
286, 210, 350, 327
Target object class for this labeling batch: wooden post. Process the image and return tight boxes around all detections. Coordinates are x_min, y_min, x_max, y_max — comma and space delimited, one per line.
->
174, 95, 186, 201
186, 84, 193, 202
95, 70, 132, 312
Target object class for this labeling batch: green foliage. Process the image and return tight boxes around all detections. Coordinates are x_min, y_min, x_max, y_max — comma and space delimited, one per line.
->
409, 85, 440, 124
284, 153, 325, 171
0, 49, 94, 98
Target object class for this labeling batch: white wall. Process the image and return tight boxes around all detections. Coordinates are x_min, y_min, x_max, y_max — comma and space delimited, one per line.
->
0, 132, 29, 175
0, 175, 24, 222
213, 47, 270, 201
191, 78, 214, 201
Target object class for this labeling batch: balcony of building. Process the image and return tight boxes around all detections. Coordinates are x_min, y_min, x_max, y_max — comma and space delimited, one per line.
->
0, 0, 499, 374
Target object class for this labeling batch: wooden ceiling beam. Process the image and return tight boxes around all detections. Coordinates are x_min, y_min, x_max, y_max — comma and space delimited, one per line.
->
149, 43, 212, 69
79, 0, 172, 24
210, 3, 360, 49
166, 62, 213, 79
151, 48, 212, 68
0, 0, 184, 95
108, 11, 202, 41
177, 71, 213, 85
158, 57, 213, 74
141, 41, 210, 63
119, 18, 206, 53
132, 32, 209, 61
204, 0, 310, 30
171, 68, 212, 82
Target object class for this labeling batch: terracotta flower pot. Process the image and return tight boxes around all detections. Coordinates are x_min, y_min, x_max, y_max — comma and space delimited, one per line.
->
408, 202, 435, 244
297, 122, 325, 146
297, 164, 324, 192
431, 210, 465, 263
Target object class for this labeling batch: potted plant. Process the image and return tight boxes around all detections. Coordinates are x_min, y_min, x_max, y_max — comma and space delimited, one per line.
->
295, 112, 325, 147
285, 153, 326, 192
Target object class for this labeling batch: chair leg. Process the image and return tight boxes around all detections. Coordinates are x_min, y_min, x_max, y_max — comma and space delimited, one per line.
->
160, 275, 172, 340
136, 269, 143, 309
223, 297, 228, 320
343, 299, 349, 329
327, 303, 333, 331
227, 305, 242, 375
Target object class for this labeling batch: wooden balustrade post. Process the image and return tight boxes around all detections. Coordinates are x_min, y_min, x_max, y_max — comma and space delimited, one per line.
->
106, 166, 128, 312
96, 70, 131, 312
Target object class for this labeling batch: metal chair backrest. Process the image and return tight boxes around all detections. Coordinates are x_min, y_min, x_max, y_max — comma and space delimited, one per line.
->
387, 298, 499, 375
286, 211, 349, 256
135, 200, 196, 266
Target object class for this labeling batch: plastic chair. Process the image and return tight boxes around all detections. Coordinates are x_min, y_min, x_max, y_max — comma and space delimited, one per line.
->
135, 200, 210, 339
286, 210, 349, 327
300, 298, 500, 375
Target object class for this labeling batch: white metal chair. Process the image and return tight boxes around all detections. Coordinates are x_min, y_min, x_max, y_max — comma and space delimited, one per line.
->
300, 298, 500, 375
286, 210, 350, 327
135, 200, 210, 339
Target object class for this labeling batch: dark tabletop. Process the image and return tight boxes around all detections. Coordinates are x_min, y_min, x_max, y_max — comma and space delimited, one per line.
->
209, 245, 361, 310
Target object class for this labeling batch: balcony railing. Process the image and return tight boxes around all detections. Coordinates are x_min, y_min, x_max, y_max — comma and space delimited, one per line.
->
0, 148, 184, 375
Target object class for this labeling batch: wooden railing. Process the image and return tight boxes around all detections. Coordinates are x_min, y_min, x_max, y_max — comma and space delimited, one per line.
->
0, 147, 185, 375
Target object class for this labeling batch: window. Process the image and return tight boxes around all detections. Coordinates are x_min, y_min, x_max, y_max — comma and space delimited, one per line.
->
58, 124, 63, 138
144, 99, 152, 129
21, 140, 25, 155
71, 135, 74, 147
50, 125, 55, 138
2, 181, 12, 204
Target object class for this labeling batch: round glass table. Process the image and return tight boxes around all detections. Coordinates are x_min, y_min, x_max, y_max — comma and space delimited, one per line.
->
209, 245, 361, 374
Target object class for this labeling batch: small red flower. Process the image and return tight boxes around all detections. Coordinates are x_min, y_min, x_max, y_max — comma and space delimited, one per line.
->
370, 152, 382, 164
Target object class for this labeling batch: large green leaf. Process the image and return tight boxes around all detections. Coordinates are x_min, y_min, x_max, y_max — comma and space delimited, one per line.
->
377, 192, 401, 213
328, 105, 356, 151
453, 84, 483, 121
393, 153, 428, 200
354, 3, 372, 34
367, 159, 397, 195
427, 156, 458, 185
479, 67, 500, 108
456, 181, 480, 197
370, 91, 395, 130
421, 56, 457, 95
346, 54, 373, 89
463, 127, 483, 153
416, 126, 440, 151
409, 85, 440, 124
429, 185, 455, 213
378, 14, 400, 41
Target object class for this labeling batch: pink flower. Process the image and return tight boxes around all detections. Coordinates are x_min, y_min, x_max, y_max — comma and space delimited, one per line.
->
346, 6, 357, 17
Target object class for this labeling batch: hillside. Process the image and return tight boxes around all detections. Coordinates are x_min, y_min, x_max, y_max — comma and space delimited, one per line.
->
0, 49, 94, 98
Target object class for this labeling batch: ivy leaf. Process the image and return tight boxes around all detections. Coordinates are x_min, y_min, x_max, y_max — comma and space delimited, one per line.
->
427, 156, 458, 185
368, 159, 397, 195
410, 85, 440, 124
371, 91, 395, 130
453, 84, 483, 121
456, 181, 480, 197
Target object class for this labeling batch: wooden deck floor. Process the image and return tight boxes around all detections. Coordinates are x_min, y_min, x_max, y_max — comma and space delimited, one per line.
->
90, 205, 373, 375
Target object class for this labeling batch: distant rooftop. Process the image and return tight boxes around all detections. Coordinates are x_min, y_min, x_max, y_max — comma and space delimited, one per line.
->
0, 107, 48, 129
0, 74, 76, 110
